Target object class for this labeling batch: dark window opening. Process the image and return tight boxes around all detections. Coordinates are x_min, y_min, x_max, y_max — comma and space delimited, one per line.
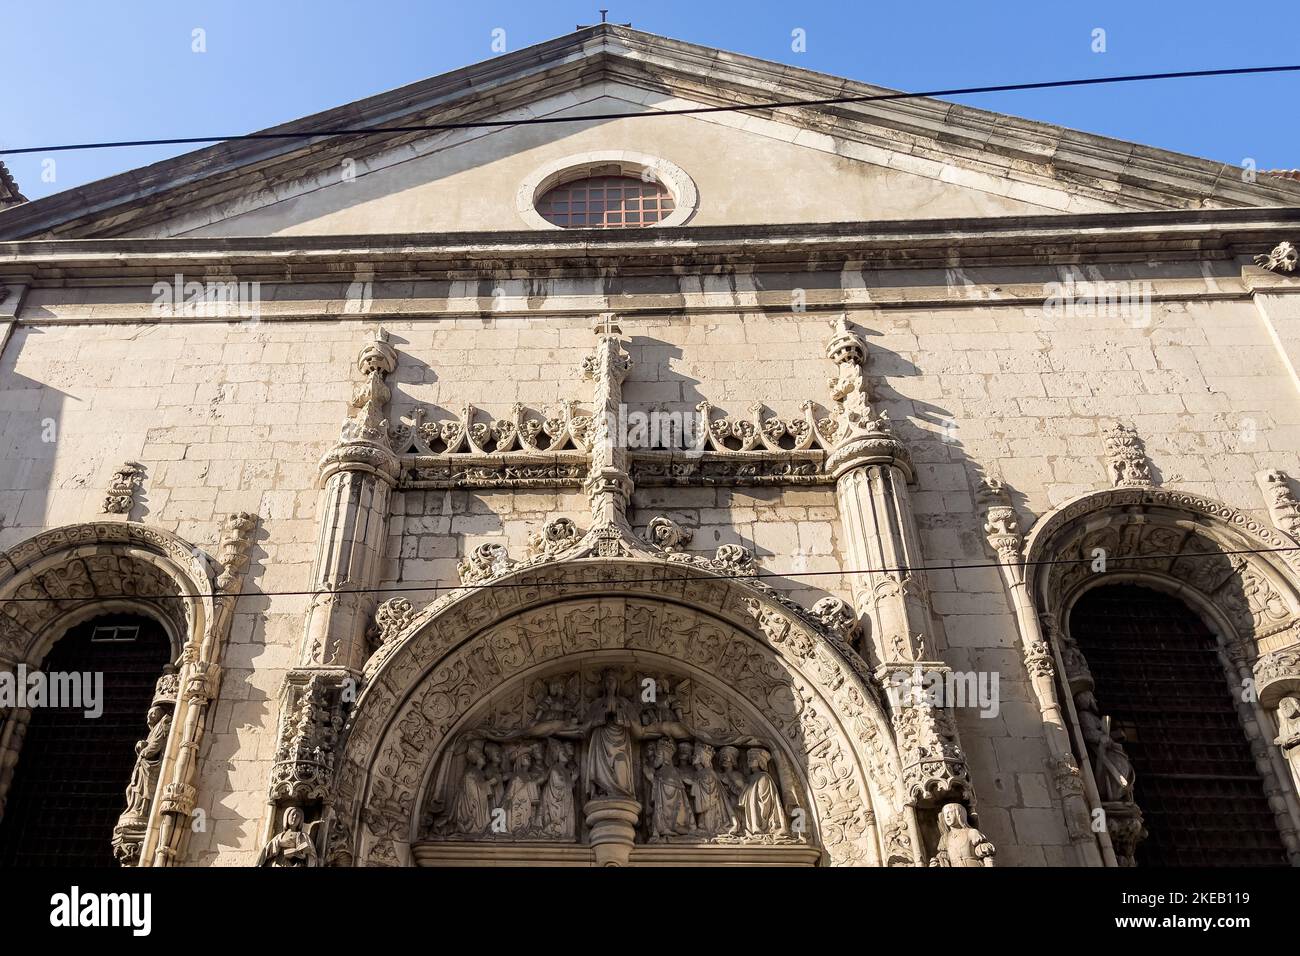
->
1070, 585, 1287, 867
0, 613, 171, 867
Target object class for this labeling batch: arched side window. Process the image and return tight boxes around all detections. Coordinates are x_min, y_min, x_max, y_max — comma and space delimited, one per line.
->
0, 613, 171, 866
1070, 585, 1287, 866
1023, 487, 1300, 867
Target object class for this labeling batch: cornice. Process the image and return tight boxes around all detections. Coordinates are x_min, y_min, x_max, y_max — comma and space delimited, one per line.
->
2, 207, 1299, 284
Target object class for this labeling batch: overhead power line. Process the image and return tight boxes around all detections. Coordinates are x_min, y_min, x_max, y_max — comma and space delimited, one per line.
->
0, 544, 1294, 604
3, 64, 1299, 157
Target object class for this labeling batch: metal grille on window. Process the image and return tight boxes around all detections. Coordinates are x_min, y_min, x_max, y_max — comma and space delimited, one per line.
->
537, 173, 674, 228
0, 614, 171, 867
1070, 585, 1288, 867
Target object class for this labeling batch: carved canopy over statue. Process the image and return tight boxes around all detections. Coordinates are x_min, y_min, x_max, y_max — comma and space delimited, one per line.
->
421, 665, 807, 847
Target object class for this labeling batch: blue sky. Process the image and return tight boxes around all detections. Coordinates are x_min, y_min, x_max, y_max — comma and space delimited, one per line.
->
4, 0, 1297, 201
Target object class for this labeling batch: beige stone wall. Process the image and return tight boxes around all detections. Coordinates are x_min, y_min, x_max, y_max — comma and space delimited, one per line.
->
2, 263, 1298, 864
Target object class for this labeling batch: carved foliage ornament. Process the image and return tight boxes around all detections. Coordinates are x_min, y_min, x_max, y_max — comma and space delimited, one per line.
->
1255, 241, 1298, 274
1101, 422, 1154, 489
103, 462, 144, 515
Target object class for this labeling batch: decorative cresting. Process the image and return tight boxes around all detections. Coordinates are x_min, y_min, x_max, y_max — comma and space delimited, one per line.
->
0, 516, 257, 866
822, 316, 974, 816
266, 328, 401, 855
976, 478, 1103, 865
332, 557, 915, 868
1024, 486, 1300, 865
388, 314, 840, 492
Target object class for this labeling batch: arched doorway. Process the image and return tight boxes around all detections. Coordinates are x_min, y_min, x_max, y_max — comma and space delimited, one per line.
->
315, 557, 914, 867
0, 612, 171, 866
1070, 585, 1287, 867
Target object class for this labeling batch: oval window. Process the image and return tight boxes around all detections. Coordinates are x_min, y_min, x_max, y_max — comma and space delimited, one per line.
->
536, 172, 675, 229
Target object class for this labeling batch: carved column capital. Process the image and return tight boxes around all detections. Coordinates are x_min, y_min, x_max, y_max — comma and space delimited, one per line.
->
1254, 645, 1300, 706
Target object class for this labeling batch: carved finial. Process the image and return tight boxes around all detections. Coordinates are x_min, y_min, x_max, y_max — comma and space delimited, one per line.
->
582, 315, 634, 528
823, 315, 909, 478
976, 476, 1022, 562
103, 462, 145, 515
215, 512, 258, 592
1255, 241, 1298, 274
1257, 469, 1300, 538
343, 328, 398, 444
1102, 422, 1154, 488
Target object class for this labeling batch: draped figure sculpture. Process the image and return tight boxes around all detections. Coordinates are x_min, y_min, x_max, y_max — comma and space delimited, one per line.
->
582, 669, 641, 799
256, 806, 319, 867
121, 705, 171, 820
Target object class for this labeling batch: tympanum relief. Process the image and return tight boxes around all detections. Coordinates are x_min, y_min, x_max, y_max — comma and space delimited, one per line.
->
421, 666, 808, 848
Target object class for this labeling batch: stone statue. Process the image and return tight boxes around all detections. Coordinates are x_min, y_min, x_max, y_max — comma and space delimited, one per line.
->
929, 802, 995, 867
581, 670, 640, 799
1076, 692, 1136, 804
537, 739, 577, 839
483, 741, 506, 807
503, 746, 544, 834
685, 743, 735, 836
737, 747, 788, 836
645, 736, 695, 840
256, 806, 319, 867
717, 745, 746, 815
526, 677, 579, 738
121, 706, 171, 819
441, 739, 494, 836
1274, 695, 1300, 787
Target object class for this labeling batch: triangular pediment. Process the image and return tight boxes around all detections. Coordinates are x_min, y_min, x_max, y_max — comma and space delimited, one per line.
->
3, 25, 1299, 240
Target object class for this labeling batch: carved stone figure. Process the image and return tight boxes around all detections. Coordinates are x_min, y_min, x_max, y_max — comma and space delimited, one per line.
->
928, 802, 995, 867
526, 677, 579, 738
121, 705, 171, 820
257, 806, 318, 867
645, 737, 695, 840
503, 747, 544, 834
537, 739, 577, 839
717, 745, 746, 818
1076, 691, 1136, 804
581, 670, 640, 799
686, 743, 735, 836
441, 739, 494, 837
1274, 695, 1300, 788
737, 747, 787, 836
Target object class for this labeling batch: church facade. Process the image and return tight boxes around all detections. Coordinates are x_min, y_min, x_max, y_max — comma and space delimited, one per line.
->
1, 25, 1300, 867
